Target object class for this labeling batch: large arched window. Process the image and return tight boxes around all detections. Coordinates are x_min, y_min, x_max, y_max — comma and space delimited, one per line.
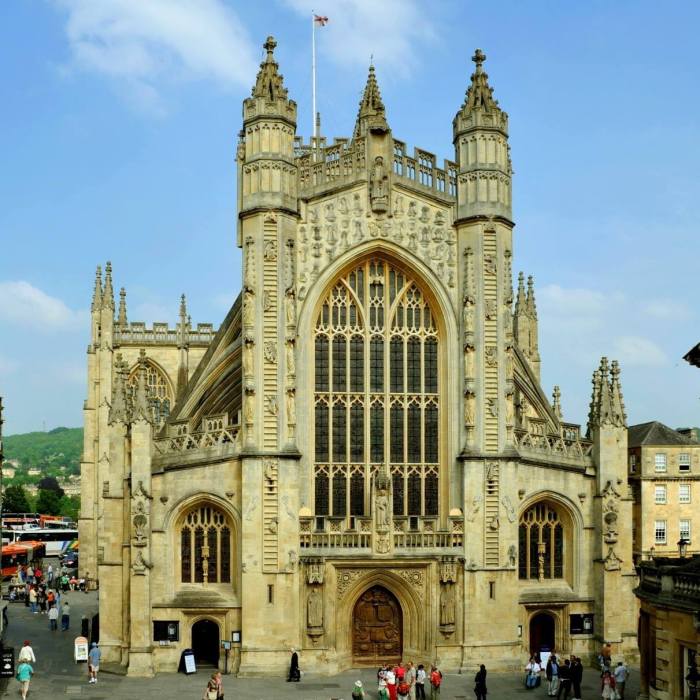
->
180, 505, 232, 584
314, 259, 440, 519
518, 502, 564, 581
128, 360, 173, 424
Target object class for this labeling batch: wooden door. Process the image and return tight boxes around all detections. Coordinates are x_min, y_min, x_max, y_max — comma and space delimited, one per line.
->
352, 586, 402, 665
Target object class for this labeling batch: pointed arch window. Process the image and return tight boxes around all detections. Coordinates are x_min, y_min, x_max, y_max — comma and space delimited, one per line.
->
313, 259, 440, 519
518, 502, 565, 581
128, 361, 173, 424
179, 505, 233, 584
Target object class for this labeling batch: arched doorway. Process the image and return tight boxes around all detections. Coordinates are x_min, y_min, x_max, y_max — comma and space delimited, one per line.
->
352, 586, 402, 665
192, 619, 220, 667
530, 612, 556, 657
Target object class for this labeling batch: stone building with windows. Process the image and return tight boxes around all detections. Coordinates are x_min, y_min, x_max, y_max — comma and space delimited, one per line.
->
80, 38, 638, 676
628, 422, 700, 563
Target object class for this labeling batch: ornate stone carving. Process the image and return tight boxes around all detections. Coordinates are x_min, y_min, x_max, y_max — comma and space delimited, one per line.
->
263, 239, 277, 262
466, 494, 482, 522
487, 397, 498, 417
262, 290, 272, 312
284, 239, 295, 291
284, 289, 296, 328
603, 546, 622, 571
307, 586, 323, 629
286, 388, 296, 441
602, 480, 620, 544
439, 583, 456, 630
398, 568, 424, 590
266, 395, 278, 416
484, 254, 496, 276
263, 341, 277, 363
370, 156, 389, 213
485, 298, 497, 320
306, 557, 324, 584
485, 345, 497, 367
244, 236, 256, 289
132, 550, 152, 576
285, 338, 296, 378
439, 557, 458, 583
508, 544, 517, 567
242, 289, 255, 329
132, 501, 148, 546
336, 569, 364, 599
501, 495, 516, 523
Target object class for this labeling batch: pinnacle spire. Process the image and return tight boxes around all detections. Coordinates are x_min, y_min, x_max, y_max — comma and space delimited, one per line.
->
610, 360, 627, 427
117, 288, 127, 327
251, 35, 289, 101
91, 265, 103, 312
108, 353, 130, 424
132, 349, 152, 423
515, 272, 526, 315
354, 64, 389, 138
526, 275, 537, 318
461, 48, 501, 114
597, 357, 613, 425
552, 385, 563, 420
103, 261, 115, 311
179, 294, 187, 323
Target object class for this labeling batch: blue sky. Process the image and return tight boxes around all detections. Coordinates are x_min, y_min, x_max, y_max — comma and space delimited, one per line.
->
1, 0, 699, 435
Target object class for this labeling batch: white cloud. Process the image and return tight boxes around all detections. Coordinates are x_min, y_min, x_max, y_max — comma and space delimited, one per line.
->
0, 281, 87, 331
54, 0, 258, 111
284, 0, 436, 75
611, 336, 668, 367
643, 298, 693, 322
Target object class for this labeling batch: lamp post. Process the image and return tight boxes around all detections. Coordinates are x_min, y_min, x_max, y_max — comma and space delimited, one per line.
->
677, 537, 689, 559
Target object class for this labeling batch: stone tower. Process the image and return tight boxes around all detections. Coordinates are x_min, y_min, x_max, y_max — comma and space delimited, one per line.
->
237, 36, 302, 671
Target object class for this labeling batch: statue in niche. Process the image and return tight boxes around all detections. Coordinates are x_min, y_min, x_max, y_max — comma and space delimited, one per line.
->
352, 192, 363, 216
264, 239, 277, 262
325, 201, 335, 221
508, 544, 517, 567
285, 290, 296, 326
242, 338, 254, 377
286, 390, 296, 427
463, 298, 475, 333
488, 397, 498, 417
338, 197, 349, 215
485, 298, 497, 320
264, 341, 277, 364
353, 220, 363, 243
370, 156, 389, 212
464, 392, 476, 426
286, 341, 296, 376
242, 289, 255, 327
266, 396, 278, 416
307, 587, 323, 628
375, 493, 389, 530
440, 584, 456, 626
244, 392, 254, 424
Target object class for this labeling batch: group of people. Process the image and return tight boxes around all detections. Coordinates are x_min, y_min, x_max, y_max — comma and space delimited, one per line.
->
15, 562, 87, 593
24, 584, 71, 631
373, 662, 444, 700
524, 651, 629, 700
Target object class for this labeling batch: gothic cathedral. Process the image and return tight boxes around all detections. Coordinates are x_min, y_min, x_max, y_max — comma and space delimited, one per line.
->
80, 38, 638, 676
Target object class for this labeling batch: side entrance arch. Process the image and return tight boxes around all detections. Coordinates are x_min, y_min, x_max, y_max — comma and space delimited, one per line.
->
192, 618, 220, 667
352, 586, 402, 665
529, 611, 556, 657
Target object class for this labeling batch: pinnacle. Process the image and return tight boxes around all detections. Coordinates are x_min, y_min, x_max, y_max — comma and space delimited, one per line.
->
354, 64, 389, 138
117, 287, 127, 327
103, 261, 115, 310
91, 265, 103, 312
251, 35, 288, 101
460, 47, 500, 114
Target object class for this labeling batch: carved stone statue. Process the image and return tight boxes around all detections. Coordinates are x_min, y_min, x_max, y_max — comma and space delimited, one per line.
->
375, 493, 389, 529
286, 340, 296, 376
307, 587, 323, 628
464, 392, 476, 426
440, 584, 456, 626
285, 290, 296, 327
370, 156, 389, 213
242, 289, 255, 327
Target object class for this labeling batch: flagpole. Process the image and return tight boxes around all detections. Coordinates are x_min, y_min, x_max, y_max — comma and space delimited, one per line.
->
311, 11, 317, 142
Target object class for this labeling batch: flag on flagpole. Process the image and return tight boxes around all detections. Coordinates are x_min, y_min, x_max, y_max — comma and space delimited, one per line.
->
314, 14, 329, 26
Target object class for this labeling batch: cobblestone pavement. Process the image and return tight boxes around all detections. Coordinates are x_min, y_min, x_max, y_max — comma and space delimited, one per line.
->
1, 581, 640, 699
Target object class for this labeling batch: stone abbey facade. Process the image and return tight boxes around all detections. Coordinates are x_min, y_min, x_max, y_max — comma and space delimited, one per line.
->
80, 38, 639, 676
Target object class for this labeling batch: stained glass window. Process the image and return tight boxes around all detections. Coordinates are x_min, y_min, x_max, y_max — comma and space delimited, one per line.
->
519, 502, 565, 581
180, 505, 233, 585
313, 258, 440, 519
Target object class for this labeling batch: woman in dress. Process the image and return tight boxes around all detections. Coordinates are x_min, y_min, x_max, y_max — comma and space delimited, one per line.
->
601, 670, 617, 699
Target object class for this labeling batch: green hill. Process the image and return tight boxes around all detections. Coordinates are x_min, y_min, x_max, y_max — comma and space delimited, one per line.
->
3, 426, 83, 482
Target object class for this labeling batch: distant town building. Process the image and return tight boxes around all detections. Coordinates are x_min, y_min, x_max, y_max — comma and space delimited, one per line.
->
27, 467, 41, 477
2, 466, 16, 479
628, 421, 700, 562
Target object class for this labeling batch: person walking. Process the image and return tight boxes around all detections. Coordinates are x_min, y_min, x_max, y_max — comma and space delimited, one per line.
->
406, 661, 417, 700
600, 670, 616, 700
18, 641, 36, 665
15, 659, 34, 700
48, 604, 59, 631
352, 680, 365, 700
61, 600, 71, 631
287, 648, 300, 682
613, 661, 628, 699
430, 664, 443, 700
88, 642, 101, 683
47, 564, 54, 586
474, 664, 487, 700
415, 664, 427, 700
570, 656, 583, 700
28, 587, 37, 614
556, 659, 572, 700
546, 655, 560, 697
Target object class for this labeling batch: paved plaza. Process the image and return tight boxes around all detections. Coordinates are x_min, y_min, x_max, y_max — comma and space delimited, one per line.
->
1, 584, 640, 700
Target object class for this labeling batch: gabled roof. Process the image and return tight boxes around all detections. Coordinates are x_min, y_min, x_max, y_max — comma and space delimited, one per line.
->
628, 421, 699, 448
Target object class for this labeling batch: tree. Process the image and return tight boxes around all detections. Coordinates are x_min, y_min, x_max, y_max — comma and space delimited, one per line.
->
59, 495, 80, 522
3, 484, 32, 513
35, 489, 62, 516
37, 476, 64, 497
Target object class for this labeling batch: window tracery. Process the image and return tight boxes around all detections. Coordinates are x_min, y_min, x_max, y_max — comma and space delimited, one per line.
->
179, 505, 232, 584
518, 502, 564, 581
313, 259, 440, 519
127, 360, 173, 424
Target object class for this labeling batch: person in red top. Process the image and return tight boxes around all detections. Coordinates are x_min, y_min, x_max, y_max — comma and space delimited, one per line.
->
396, 664, 406, 682
34, 568, 42, 583
429, 665, 442, 700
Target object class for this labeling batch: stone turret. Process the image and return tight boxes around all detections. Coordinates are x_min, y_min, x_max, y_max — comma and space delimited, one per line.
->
90, 265, 103, 345
117, 288, 128, 328
353, 65, 389, 139
238, 35, 298, 230
526, 275, 540, 379
453, 49, 512, 222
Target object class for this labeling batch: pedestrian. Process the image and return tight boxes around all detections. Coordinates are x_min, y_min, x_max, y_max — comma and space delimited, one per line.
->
287, 648, 300, 682
15, 659, 34, 700
429, 664, 443, 700
406, 661, 417, 700
416, 664, 427, 700
386, 664, 397, 700
47, 589, 55, 609
61, 574, 69, 592
570, 656, 583, 700
525, 655, 541, 689
48, 604, 59, 631
88, 642, 101, 684
352, 680, 365, 700
398, 677, 411, 700
613, 661, 628, 699
203, 676, 218, 700
474, 664, 487, 700
28, 587, 37, 614
556, 659, 572, 700
38, 588, 47, 614
546, 655, 560, 697
61, 600, 71, 631
600, 670, 616, 700
378, 679, 390, 700
18, 641, 36, 665
48, 563, 54, 585
213, 670, 223, 700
